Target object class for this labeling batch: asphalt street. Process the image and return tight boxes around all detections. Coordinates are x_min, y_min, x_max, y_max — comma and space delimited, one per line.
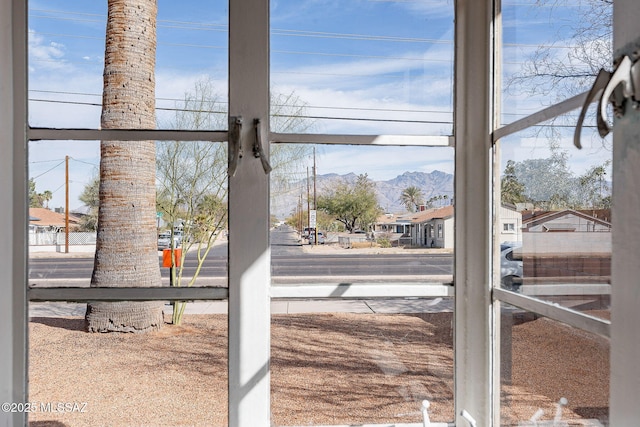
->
28, 226, 453, 287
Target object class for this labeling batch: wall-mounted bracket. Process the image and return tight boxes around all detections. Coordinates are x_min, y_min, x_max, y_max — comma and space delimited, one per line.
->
228, 116, 243, 177
253, 118, 272, 175
575, 52, 640, 149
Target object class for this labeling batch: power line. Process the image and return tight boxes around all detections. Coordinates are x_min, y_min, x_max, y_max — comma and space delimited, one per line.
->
29, 97, 451, 124
31, 159, 65, 180
29, 158, 66, 164
70, 158, 99, 167
29, 89, 452, 115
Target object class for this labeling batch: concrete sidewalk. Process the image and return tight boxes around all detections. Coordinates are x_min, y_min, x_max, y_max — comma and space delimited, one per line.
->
29, 297, 453, 318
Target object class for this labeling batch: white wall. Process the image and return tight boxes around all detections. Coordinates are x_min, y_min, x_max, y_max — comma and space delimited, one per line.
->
522, 232, 611, 256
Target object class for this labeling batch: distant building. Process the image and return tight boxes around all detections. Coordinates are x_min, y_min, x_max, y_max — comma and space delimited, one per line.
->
29, 207, 80, 233
374, 204, 522, 248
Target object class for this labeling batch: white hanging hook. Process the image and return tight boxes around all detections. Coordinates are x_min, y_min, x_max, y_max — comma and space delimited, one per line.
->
529, 408, 544, 426
553, 397, 568, 426
461, 409, 477, 427
421, 400, 431, 427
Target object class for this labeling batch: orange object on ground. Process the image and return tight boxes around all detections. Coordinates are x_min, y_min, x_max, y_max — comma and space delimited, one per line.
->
162, 248, 182, 267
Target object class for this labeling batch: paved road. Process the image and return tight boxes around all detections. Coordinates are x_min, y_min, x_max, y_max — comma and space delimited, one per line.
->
28, 226, 453, 287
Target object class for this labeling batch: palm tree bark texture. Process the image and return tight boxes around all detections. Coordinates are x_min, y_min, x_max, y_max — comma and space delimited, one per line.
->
85, 0, 164, 333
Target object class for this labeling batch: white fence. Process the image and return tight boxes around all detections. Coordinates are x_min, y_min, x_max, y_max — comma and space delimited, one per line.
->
29, 232, 97, 246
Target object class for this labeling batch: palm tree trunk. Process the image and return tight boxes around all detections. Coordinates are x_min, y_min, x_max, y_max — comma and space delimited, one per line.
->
85, 0, 163, 333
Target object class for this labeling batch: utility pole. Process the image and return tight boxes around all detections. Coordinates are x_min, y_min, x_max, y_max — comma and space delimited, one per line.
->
306, 166, 310, 239
313, 147, 318, 245
65, 155, 69, 253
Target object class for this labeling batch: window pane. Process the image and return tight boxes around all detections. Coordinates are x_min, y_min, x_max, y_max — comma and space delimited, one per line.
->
500, 305, 609, 426
28, 1, 229, 130
270, 144, 454, 286
29, 310, 229, 425
501, 0, 612, 126
28, 140, 229, 290
28, 3, 107, 128
271, 304, 454, 425
497, 125, 611, 320
270, 143, 454, 424
270, 1, 454, 135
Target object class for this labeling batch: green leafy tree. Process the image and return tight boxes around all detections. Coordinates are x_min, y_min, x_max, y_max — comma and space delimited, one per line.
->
506, 144, 612, 211
514, 143, 576, 210
78, 176, 100, 231
424, 194, 450, 209
399, 186, 424, 212
501, 160, 527, 206
577, 160, 611, 209
317, 174, 381, 233
29, 178, 53, 209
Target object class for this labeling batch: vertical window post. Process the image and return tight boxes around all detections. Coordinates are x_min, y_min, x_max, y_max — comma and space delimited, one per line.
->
228, 0, 271, 425
454, 0, 495, 425
610, 1, 640, 423
0, 0, 28, 425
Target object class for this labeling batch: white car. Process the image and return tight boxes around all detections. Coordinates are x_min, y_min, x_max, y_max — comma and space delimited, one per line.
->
500, 243, 523, 291
158, 232, 181, 250
308, 231, 326, 244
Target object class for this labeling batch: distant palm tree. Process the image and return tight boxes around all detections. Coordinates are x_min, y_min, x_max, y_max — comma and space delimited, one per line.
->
85, 0, 164, 333
400, 186, 424, 212
42, 190, 52, 209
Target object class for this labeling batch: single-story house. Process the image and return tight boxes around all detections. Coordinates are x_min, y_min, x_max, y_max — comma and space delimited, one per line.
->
522, 209, 612, 233
406, 205, 455, 248
374, 212, 414, 235
29, 207, 80, 233
375, 204, 522, 249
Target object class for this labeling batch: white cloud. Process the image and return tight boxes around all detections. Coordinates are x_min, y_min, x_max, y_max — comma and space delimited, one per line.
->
28, 30, 70, 73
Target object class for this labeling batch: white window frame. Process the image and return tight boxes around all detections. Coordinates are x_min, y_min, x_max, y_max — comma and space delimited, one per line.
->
3, 0, 640, 426
503, 222, 515, 233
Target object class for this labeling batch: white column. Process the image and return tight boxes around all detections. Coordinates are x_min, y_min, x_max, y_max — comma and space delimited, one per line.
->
0, 0, 27, 426
454, 0, 495, 426
610, 1, 640, 425
227, 0, 271, 426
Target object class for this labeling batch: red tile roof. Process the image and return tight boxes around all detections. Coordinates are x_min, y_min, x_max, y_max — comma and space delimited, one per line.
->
29, 208, 80, 228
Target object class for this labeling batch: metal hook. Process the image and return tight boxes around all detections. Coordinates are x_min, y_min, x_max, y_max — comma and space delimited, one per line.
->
253, 118, 272, 175
573, 68, 610, 149
598, 55, 634, 137
228, 116, 243, 178
574, 54, 640, 149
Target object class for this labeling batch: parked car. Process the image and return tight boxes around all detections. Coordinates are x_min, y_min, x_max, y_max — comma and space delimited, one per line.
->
308, 231, 326, 245
500, 243, 523, 291
302, 227, 314, 239
157, 232, 181, 250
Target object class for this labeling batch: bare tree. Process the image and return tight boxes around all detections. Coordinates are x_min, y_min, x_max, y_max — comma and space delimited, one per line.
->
507, 0, 612, 99
156, 79, 315, 325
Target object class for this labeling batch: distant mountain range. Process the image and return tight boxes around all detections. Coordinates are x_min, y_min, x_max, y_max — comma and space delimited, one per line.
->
272, 170, 454, 219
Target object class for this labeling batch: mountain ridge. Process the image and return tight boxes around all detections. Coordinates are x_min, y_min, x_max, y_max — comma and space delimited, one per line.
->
272, 170, 454, 219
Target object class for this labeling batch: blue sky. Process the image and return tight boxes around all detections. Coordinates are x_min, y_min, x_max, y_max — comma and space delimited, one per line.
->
27, 0, 611, 211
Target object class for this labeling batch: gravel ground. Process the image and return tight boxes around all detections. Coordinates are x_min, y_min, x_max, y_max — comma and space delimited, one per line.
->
27, 311, 609, 427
